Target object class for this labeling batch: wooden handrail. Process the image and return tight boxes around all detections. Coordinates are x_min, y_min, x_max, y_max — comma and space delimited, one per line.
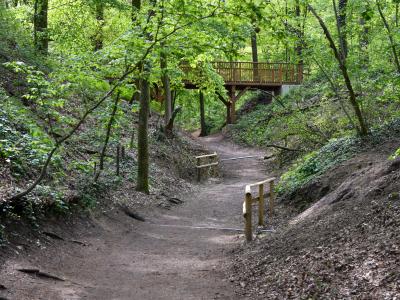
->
181, 62, 303, 85
196, 152, 218, 159
243, 177, 276, 242
195, 152, 218, 182
246, 177, 276, 192
196, 162, 218, 169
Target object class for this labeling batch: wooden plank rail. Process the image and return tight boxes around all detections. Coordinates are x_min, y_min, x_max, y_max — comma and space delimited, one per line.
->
181, 62, 303, 86
195, 152, 218, 182
243, 177, 276, 242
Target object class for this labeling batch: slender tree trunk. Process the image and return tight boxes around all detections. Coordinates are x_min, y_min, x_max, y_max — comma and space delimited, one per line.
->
94, 93, 120, 181
376, 0, 400, 73
338, 0, 348, 59
132, 0, 141, 22
309, 4, 368, 136
295, 0, 303, 63
359, 16, 369, 67
136, 65, 150, 194
285, 0, 289, 62
251, 26, 259, 80
199, 90, 207, 137
33, 0, 49, 54
160, 43, 172, 127
94, 1, 104, 51
251, 30, 258, 63
312, 56, 357, 130
130, 0, 141, 104
7, 65, 134, 202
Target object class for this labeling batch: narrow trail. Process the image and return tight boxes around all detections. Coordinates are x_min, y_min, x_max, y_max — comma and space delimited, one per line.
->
0, 134, 269, 300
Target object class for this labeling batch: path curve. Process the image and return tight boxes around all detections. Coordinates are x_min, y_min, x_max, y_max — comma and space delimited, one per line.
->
0, 134, 269, 300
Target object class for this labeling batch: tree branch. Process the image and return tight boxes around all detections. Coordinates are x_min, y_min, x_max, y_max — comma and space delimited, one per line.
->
94, 93, 120, 182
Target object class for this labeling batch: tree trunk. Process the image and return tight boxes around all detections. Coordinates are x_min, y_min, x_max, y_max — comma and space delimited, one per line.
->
33, 0, 49, 54
376, 0, 400, 74
94, 1, 104, 51
359, 16, 369, 67
251, 26, 259, 80
251, 31, 258, 63
337, 0, 348, 59
309, 4, 368, 136
160, 43, 172, 127
94, 93, 120, 181
132, 0, 141, 22
295, 0, 303, 63
136, 67, 150, 194
199, 90, 207, 137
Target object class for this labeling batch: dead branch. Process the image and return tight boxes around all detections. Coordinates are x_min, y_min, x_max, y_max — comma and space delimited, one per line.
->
264, 144, 301, 152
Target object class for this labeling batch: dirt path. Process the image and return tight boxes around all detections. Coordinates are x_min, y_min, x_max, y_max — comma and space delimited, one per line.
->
0, 134, 269, 300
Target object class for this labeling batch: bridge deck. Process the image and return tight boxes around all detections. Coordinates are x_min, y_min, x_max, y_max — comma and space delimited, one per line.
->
182, 61, 303, 89
181, 61, 304, 125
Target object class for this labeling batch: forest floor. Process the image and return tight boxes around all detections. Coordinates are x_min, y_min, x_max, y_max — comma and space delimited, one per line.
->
0, 134, 270, 300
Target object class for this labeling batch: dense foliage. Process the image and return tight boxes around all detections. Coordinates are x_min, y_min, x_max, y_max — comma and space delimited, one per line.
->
0, 0, 400, 214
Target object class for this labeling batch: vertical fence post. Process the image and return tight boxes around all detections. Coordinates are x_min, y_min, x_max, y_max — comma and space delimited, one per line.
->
245, 190, 253, 242
298, 64, 303, 83
116, 144, 120, 176
213, 153, 217, 176
269, 180, 275, 220
272, 64, 276, 82
258, 184, 265, 226
209, 155, 213, 177
121, 145, 125, 160
197, 157, 201, 182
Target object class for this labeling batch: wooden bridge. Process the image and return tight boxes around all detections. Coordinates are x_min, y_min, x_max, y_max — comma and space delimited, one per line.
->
182, 62, 303, 124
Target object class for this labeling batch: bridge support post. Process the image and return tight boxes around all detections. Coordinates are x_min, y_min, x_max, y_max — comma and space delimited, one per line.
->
226, 102, 233, 124
199, 90, 207, 136
218, 86, 250, 125
228, 85, 236, 124
272, 86, 282, 97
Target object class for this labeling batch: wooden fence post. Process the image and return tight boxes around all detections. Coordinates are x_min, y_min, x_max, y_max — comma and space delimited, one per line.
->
196, 157, 201, 182
245, 189, 253, 242
121, 145, 125, 160
116, 144, 120, 176
258, 184, 265, 226
269, 180, 275, 220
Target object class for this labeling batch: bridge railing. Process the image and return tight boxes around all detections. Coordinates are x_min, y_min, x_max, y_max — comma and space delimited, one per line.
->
181, 62, 303, 85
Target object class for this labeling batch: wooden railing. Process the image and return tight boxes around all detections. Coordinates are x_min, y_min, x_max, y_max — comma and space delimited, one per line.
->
243, 178, 276, 242
182, 62, 303, 85
195, 152, 219, 182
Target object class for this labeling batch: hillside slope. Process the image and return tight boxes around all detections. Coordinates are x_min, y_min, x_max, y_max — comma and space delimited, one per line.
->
230, 141, 400, 299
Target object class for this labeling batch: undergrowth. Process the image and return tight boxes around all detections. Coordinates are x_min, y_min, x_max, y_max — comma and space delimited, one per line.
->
276, 118, 400, 198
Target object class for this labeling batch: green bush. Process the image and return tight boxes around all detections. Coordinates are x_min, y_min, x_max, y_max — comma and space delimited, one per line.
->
0, 88, 60, 178
277, 118, 400, 198
391, 148, 400, 160
276, 136, 361, 196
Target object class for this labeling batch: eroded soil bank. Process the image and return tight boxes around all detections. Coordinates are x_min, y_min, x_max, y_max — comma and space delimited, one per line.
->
230, 141, 400, 299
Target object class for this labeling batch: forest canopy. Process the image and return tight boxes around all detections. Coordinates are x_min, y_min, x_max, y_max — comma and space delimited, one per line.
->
1, 0, 400, 202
